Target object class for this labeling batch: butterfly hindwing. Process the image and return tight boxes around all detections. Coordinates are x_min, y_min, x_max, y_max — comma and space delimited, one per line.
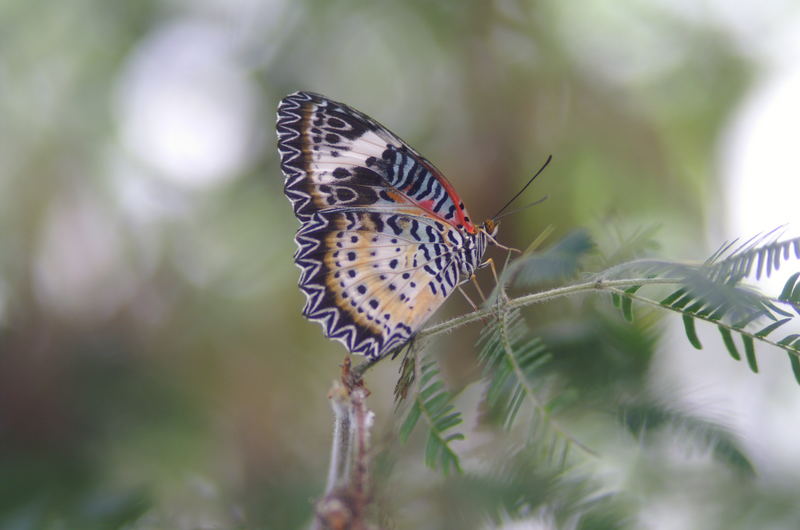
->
294, 209, 466, 359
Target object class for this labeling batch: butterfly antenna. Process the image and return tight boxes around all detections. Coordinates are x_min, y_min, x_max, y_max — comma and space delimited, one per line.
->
490, 155, 552, 221
492, 195, 549, 222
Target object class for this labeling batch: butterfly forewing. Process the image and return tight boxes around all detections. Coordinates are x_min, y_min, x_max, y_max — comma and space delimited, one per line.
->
277, 91, 482, 359
277, 92, 476, 230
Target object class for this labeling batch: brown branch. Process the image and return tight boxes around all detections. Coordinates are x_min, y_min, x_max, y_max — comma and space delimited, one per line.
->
313, 359, 377, 530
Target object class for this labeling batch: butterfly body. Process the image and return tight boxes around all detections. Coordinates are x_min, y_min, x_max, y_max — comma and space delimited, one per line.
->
277, 92, 494, 359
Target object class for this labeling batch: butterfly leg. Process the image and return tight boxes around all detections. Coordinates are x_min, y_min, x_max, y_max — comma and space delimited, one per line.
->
470, 274, 487, 303
482, 257, 500, 285
481, 256, 512, 305
458, 280, 493, 323
457, 285, 479, 311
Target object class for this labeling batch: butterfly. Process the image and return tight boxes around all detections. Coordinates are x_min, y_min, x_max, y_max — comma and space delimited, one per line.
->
276, 91, 501, 360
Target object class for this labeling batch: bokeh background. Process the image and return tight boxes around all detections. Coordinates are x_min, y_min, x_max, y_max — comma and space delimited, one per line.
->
2, 0, 800, 528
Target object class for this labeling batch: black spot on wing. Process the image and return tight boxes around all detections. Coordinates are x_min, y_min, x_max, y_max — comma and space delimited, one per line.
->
327, 117, 345, 128
326, 108, 369, 140
335, 188, 355, 202
351, 167, 385, 187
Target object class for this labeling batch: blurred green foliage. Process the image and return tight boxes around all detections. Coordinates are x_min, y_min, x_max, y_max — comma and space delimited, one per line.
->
2, 0, 798, 528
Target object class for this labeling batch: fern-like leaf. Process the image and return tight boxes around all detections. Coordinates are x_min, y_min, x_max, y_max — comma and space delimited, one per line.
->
778, 272, 800, 315
477, 308, 593, 461
706, 229, 800, 282
620, 402, 755, 475
511, 229, 595, 287
586, 231, 800, 383
443, 451, 622, 528
399, 357, 464, 474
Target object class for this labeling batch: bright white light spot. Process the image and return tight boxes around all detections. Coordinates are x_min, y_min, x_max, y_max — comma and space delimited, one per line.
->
115, 19, 260, 188
722, 69, 800, 238
718, 59, 800, 478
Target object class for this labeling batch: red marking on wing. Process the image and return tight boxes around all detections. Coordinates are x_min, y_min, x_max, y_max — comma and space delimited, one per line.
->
418, 160, 477, 234
383, 160, 478, 234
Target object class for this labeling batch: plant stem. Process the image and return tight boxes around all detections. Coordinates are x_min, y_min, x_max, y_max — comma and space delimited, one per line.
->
352, 277, 682, 378
313, 381, 375, 530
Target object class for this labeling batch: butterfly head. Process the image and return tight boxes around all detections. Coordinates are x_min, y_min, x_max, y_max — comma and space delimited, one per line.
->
467, 219, 500, 270
481, 218, 499, 239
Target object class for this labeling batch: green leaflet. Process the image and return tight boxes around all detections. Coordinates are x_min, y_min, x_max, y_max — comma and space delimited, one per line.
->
755, 318, 791, 338
399, 358, 464, 474
477, 309, 591, 462
718, 326, 740, 361
682, 315, 702, 350
622, 285, 641, 321
789, 353, 800, 386
742, 335, 758, 373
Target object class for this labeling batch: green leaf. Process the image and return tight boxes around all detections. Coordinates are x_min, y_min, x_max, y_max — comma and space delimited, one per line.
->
660, 288, 686, 306
476, 309, 590, 461
619, 403, 754, 476
671, 293, 694, 310
707, 303, 729, 321
755, 318, 791, 338
742, 335, 758, 373
765, 301, 793, 318
705, 232, 800, 282
621, 296, 633, 322
512, 229, 595, 287
685, 300, 706, 315
718, 326, 740, 361
755, 249, 766, 279
778, 334, 800, 347
779, 272, 800, 301
732, 311, 762, 330
402, 357, 465, 474
611, 293, 620, 307
682, 315, 702, 350
788, 354, 800, 386
399, 402, 421, 442
621, 285, 642, 321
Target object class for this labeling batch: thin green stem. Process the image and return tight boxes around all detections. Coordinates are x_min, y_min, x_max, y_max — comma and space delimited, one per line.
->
421, 277, 683, 339
353, 277, 683, 377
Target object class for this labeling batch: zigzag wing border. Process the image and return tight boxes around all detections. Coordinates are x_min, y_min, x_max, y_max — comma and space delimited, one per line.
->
276, 91, 316, 221
293, 212, 388, 359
